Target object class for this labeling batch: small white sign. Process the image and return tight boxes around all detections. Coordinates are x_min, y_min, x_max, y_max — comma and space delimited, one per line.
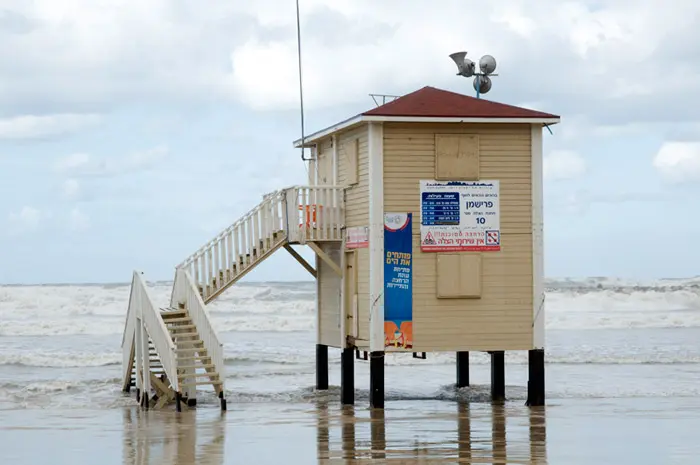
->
420, 180, 501, 252
346, 226, 369, 249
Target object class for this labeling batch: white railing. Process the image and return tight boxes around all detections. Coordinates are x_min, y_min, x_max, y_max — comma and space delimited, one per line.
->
121, 277, 137, 388
171, 268, 225, 388
128, 271, 180, 393
176, 189, 287, 299
285, 185, 344, 243
174, 185, 344, 302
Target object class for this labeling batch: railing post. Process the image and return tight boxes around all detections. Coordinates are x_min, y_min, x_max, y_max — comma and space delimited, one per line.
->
219, 237, 226, 284
302, 187, 309, 242
242, 217, 249, 266
140, 317, 150, 409
337, 188, 345, 240
233, 226, 240, 274
246, 213, 255, 265
254, 209, 261, 254
214, 241, 221, 290
207, 248, 214, 300
226, 232, 233, 281
285, 188, 297, 243
322, 187, 329, 240
134, 317, 143, 401
198, 257, 206, 296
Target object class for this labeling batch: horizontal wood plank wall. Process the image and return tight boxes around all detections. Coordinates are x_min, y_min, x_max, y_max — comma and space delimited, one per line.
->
315, 138, 333, 185
318, 243, 341, 347
383, 123, 533, 351
318, 125, 370, 347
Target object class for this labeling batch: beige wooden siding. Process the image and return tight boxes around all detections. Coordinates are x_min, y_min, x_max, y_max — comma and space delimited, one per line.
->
314, 138, 334, 185
384, 123, 533, 351
335, 125, 371, 346
318, 243, 341, 347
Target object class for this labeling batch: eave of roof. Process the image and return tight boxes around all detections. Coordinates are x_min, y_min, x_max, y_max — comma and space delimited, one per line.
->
293, 114, 560, 148
292, 86, 561, 148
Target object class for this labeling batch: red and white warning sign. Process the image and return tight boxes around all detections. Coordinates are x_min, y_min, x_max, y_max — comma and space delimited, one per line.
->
419, 180, 501, 252
422, 231, 436, 245
486, 230, 500, 245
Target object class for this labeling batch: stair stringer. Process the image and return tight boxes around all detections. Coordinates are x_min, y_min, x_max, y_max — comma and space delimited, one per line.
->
203, 232, 288, 305
122, 271, 180, 408
169, 268, 226, 402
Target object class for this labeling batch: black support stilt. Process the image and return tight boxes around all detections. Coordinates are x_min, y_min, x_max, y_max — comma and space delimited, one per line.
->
490, 351, 505, 402
341, 347, 355, 405
187, 398, 197, 407
456, 351, 470, 388
175, 392, 182, 412
369, 351, 385, 409
526, 349, 545, 407
136, 388, 141, 403
219, 391, 227, 411
316, 344, 329, 390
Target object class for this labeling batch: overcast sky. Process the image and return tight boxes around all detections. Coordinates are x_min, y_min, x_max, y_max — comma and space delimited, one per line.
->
1, 0, 700, 284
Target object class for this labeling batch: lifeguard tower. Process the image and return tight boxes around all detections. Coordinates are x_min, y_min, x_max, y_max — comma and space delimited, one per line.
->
121, 85, 559, 411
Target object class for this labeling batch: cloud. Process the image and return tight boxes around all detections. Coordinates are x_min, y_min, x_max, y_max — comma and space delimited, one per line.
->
54, 145, 169, 178
7, 206, 44, 234
652, 141, 700, 184
62, 179, 80, 200
0, 114, 101, 140
548, 189, 671, 214
67, 207, 90, 231
544, 150, 587, 181
0, 0, 698, 128
225, 0, 700, 121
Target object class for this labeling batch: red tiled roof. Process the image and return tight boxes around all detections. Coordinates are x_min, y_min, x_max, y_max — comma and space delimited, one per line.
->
362, 86, 559, 119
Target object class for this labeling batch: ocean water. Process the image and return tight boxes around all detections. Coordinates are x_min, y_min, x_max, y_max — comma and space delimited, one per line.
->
1, 277, 700, 463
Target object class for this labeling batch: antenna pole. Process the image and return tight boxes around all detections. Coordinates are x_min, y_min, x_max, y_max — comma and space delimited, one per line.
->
295, 0, 308, 161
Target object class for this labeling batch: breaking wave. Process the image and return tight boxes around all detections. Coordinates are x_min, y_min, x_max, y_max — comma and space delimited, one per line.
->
0, 277, 698, 337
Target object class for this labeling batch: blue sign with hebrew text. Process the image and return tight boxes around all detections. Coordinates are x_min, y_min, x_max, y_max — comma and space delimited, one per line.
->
384, 212, 413, 349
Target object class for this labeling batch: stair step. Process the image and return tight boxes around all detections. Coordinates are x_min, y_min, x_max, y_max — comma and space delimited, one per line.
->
178, 372, 220, 380
161, 310, 187, 318
164, 317, 192, 324
171, 332, 199, 338
168, 325, 196, 331
176, 341, 204, 348
176, 347, 207, 353
176, 355, 211, 362
179, 380, 223, 387
177, 363, 215, 370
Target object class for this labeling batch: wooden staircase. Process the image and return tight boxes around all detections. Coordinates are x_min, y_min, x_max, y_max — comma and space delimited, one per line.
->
177, 186, 344, 304
161, 308, 223, 395
121, 185, 344, 411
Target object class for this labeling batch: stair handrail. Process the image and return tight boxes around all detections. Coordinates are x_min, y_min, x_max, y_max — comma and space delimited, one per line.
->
171, 268, 225, 383
176, 185, 345, 269
132, 271, 180, 392
121, 273, 138, 387
121, 273, 137, 349
176, 189, 287, 269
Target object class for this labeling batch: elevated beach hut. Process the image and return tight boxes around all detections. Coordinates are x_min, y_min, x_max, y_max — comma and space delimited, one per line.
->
295, 86, 559, 407
121, 85, 559, 411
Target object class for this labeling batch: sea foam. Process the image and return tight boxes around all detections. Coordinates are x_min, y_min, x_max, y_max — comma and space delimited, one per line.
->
0, 278, 698, 338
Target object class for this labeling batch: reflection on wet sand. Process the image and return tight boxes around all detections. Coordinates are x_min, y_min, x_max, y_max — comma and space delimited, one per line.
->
317, 401, 548, 464
122, 400, 546, 464
122, 408, 225, 465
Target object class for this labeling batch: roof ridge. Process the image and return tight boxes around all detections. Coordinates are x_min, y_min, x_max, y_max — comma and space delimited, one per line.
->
362, 85, 558, 119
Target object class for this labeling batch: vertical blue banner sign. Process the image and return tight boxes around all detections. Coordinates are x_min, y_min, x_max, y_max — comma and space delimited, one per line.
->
384, 212, 413, 349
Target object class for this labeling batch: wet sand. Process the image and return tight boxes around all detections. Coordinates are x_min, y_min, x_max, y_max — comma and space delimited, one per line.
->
2, 396, 700, 464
